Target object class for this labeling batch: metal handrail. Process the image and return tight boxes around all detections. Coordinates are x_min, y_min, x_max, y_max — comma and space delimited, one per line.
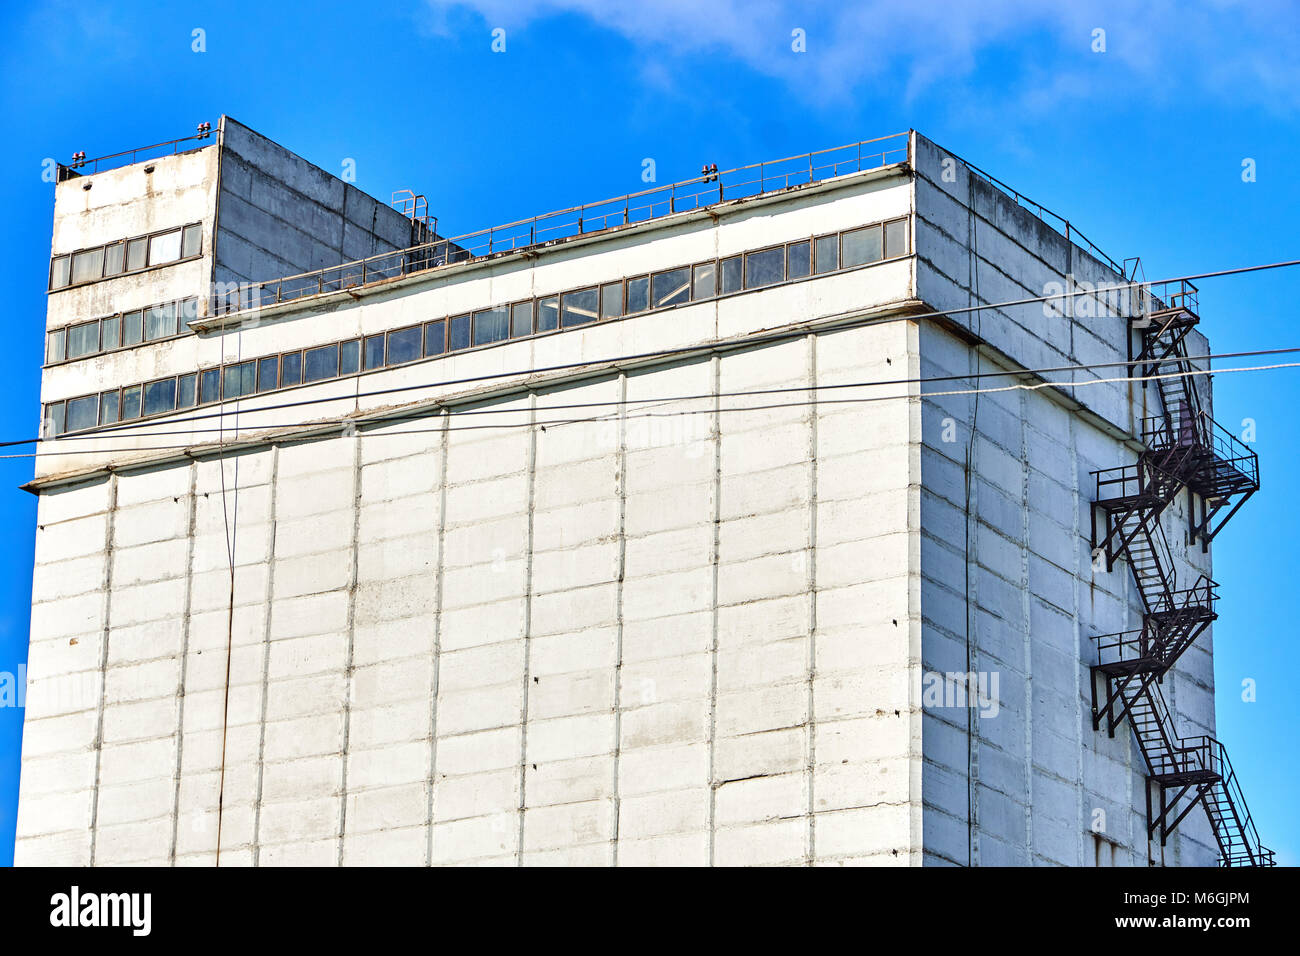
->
214, 131, 912, 315
58, 129, 215, 179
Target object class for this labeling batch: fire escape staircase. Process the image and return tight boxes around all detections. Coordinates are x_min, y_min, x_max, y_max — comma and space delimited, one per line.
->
1088, 280, 1272, 866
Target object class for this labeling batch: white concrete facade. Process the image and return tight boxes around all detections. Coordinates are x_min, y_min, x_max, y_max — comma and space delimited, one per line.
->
16, 127, 1219, 865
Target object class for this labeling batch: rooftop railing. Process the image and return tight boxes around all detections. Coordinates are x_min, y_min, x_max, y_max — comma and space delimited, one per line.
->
57, 126, 215, 181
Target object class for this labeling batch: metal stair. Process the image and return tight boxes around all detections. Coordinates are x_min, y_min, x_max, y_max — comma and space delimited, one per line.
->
1088, 279, 1272, 867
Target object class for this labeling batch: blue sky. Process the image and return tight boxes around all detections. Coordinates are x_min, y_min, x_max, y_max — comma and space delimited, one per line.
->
2, 0, 1297, 865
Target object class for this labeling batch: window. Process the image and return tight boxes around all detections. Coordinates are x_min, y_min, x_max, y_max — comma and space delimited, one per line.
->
44, 402, 64, 438
424, 320, 446, 356
66, 395, 98, 433
885, 218, 908, 258
143, 378, 177, 416
814, 234, 838, 273
304, 344, 339, 382
199, 369, 221, 405
364, 335, 385, 369
388, 325, 422, 364
626, 277, 649, 314
510, 303, 532, 338
178, 297, 200, 325
177, 373, 197, 408
280, 352, 302, 387
788, 240, 811, 278
561, 288, 599, 327
257, 357, 279, 392
121, 385, 142, 420
101, 315, 120, 351
46, 329, 66, 364
181, 224, 203, 259
472, 307, 509, 345
537, 298, 559, 332
339, 340, 360, 375
449, 314, 471, 350
692, 263, 716, 300
145, 302, 177, 340
70, 248, 103, 284
652, 268, 690, 308
745, 247, 784, 288
600, 282, 623, 318
99, 390, 120, 425
842, 224, 883, 267
720, 256, 742, 293
126, 238, 148, 272
222, 362, 255, 400
50, 257, 70, 290
104, 243, 125, 277
67, 321, 99, 359
148, 229, 182, 265
122, 310, 144, 346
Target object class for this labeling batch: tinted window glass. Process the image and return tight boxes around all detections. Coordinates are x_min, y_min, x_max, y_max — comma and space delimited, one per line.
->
66, 395, 98, 432
814, 235, 838, 273
449, 314, 471, 350
126, 238, 148, 272
885, 218, 908, 258
600, 282, 623, 318
145, 302, 177, 340
788, 241, 811, 278
692, 264, 716, 300
177, 374, 197, 408
101, 315, 120, 351
143, 378, 177, 416
388, 326, 422, 364
104, 243, 125, 276
121, 386, 142, 419
99, 391, 120, 425
626, 277, 649, 313
745, 248, 784, 288
46, 329, 66, 364
424, 320, 446, 356
473, 307, 509, 345
50, 256, 70, 290
364, 335, 385, 369
257, 357, 279, 391
181, 223, 203, 258
537, 300, 559, 332
720, 257, 742, 293
223, 362, 255, 399
281, 352, 302, 387
339, 340, 360, 375
510, 303, 532, 338
199, 369, 221, 404
561, 288, 599, 327
67, 321, 98, 359
842, 225, 883, 267
149, 230, 182, 265
304, 344, 339, 382
123, 311, 144, 346
71, 248, 103, 284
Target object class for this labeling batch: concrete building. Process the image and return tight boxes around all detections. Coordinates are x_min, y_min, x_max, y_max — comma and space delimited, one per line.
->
15, 119, 1272, 866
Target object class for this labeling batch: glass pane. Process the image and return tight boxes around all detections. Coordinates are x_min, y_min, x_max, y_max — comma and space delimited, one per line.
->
181, 223, 203, 258
720, 257, 742, 293
339, 340, 361, 375
842, 225, 883, 267
788, 240, 811, 278
281, 352, 302, 387
362, 335, 383, 369
101, 315, 120, 351
199, 369, 220, 404
104, 242, 125, 276
178, 297, 200, 326
600, 282, 623, 318
745, 248, 784, 289
652, 269, 690, 308
536, 299, 559, 332
70, 248, 104, 284
126, 238, 148, 271
692, 264, 716, 300
388, 326, 422, 364
148, 229, 182, 265
257, 357, 279, 392
66, 396, 98, 432
510, 303, 532, 338
304, 344, 339, 382
561, 288, 599, 327
449, 314, 471, 350
123, 311, 143, 346
67, 321, 99, 359
145, 302, 177, 340
121, 386, 142, 420
50, 256, 70, 290
222, 362, 255, 399
143, 378, 177, 416
99, 391, 120, 425
46, 329, 66, 364
44, 402, 64, 438
473, 307, 509, 345
885, 219, 908, 258
626, 277, 649, 314
814, 235, 838, 273
424, 321, 446, 356
177, 373, 197, 408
